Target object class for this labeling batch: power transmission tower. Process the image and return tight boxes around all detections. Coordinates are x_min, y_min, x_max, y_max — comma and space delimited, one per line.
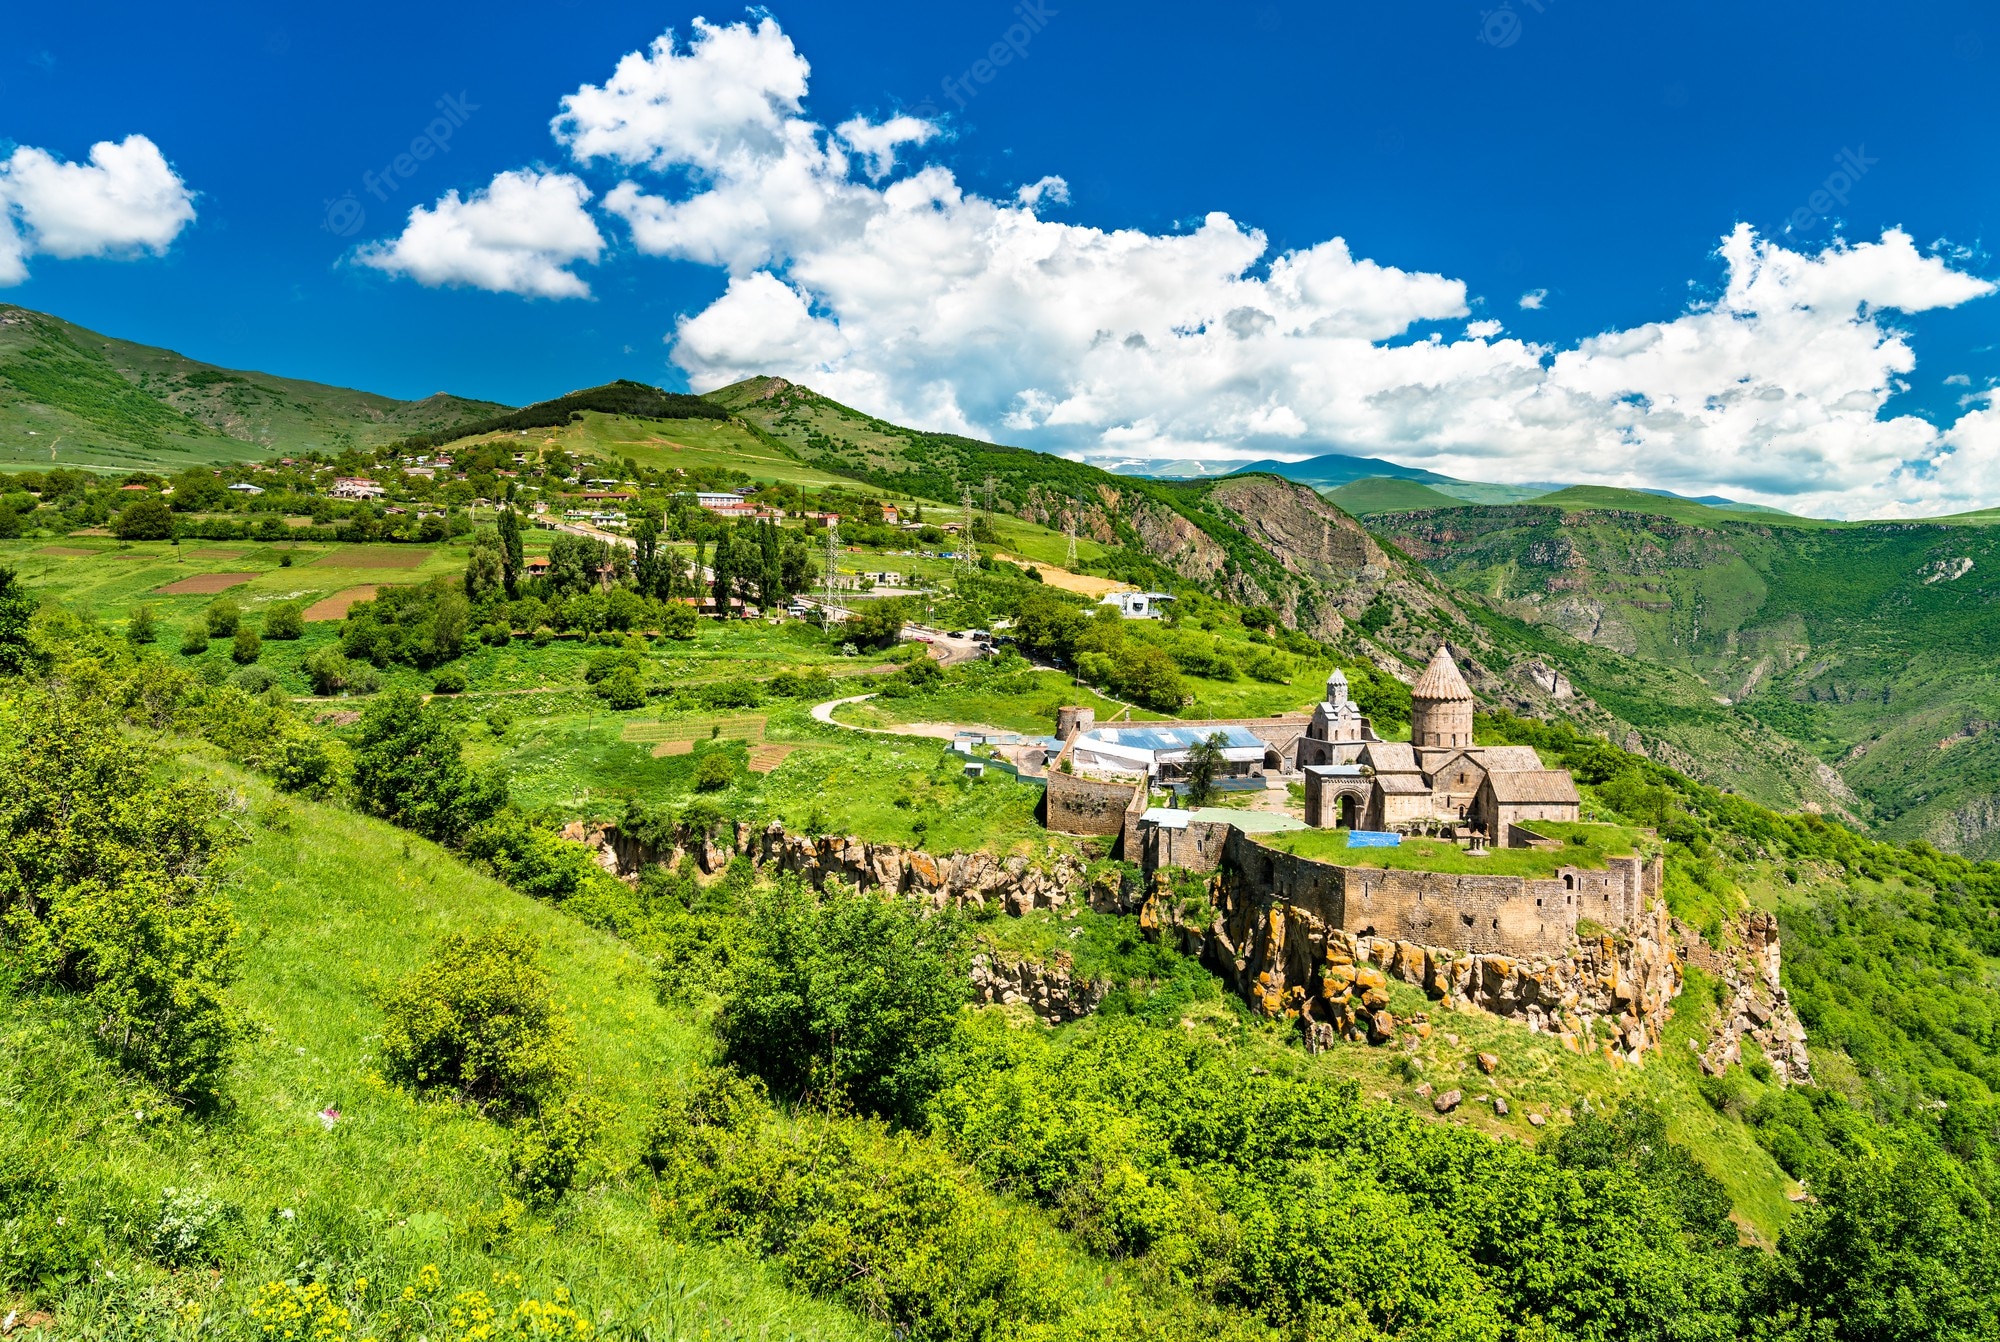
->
1064, 511, 1078, 567
982, 474, 997, 521
958, 485, 979, 577
821, 521, 843, 620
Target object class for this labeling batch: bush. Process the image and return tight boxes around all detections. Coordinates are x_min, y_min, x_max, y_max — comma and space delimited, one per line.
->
531, 624, 555, 647
0, 683, 241, 1105
263, 602, 304, 640
719, 879, 970, 1124
231, 626, 261, 665
179, 622, 209, 656
126, 603, 158, 645
378, 925, 576, 1116
302, 646, 378, 696
204, 598, 240, 638
271, 734, 339, 797
149, 1186, 235, 1268
339, 577, 471, 669
694, 751, 735, 792
596, 664, 646, 709
509, 1091, 612, 1205
432, 667, 467, 695
229, 664, 277, 694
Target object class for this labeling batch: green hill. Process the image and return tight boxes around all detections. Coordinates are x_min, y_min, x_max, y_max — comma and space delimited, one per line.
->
0, 305, 505, 475
1529, 485, 1827, 529
1323, 476, 1466, 515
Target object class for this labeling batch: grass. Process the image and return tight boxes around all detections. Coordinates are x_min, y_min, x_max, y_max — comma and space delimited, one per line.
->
3, 752, 879, 1338
1259, 821, 1645, 877
834, 669, 1150, 734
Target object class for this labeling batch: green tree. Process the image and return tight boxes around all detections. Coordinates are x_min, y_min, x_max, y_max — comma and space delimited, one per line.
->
1756, 1144, 2000, 1342
845, 597, 911, 648
496, 505, 524, 595
351, 688, 505, 843
719, 879, 970, 1125
125, 603, 159, 645
1183, 731, 1228, 805
694, 750, 735, 791
113, 496, 175, 540
658, 599, 699, 640
230, 626, 261, 665
464, 527, 505, 604
546, 532, 606, 597
179, 622, 209, 656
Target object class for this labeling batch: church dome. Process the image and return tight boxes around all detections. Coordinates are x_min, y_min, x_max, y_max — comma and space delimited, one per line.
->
1411, 646, 1473, 702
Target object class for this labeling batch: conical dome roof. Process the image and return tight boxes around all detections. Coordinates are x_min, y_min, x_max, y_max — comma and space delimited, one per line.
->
1410, 646, 1473, 701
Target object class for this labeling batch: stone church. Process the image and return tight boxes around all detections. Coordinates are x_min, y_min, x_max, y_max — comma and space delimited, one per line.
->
1298, 647, 1581, 840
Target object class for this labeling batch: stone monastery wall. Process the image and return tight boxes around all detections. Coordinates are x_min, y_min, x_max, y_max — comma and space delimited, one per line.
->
1219, 831, 1660, 960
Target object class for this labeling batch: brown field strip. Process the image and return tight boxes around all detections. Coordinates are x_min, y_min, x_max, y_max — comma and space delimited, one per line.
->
185, 548, 245, 560
155, 572, 256, 595
303, 586, 381, 622
37, 546, 99, 557
650, 739, 696, 757
747, 743, 807, 772
308, 546, 431, 569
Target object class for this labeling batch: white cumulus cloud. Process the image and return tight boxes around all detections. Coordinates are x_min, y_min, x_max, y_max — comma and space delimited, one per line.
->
356, 169, 604, 299
0, 135, 196, 285
407, 15, 2000, 518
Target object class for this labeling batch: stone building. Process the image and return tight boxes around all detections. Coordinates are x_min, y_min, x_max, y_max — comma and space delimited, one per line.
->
1298, 647, 1581, 840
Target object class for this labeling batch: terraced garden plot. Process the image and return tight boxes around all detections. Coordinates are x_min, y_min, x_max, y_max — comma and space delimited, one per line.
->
303, 584, 381, 621
620, 715, 768, 744
308, 545, 431, 569
35, 545, 99, 557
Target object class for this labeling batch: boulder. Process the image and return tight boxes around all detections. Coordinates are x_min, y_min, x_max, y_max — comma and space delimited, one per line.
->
1433, 1089, 1463, 1114
1476, 1051, 1500, 1075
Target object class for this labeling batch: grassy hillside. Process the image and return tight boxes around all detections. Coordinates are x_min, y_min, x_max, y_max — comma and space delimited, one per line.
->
3, 750, 878, 1338
1323, 476, 1466, 515
0, 305, 504, 474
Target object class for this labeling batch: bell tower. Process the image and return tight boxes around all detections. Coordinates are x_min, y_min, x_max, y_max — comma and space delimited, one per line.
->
1409, 646, 1475, 749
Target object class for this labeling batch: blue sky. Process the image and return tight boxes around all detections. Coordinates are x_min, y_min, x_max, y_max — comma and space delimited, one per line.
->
3, 1, 1999, 514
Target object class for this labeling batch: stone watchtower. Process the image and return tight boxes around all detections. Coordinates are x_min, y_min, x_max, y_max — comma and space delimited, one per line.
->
1410, 646, 1475, 749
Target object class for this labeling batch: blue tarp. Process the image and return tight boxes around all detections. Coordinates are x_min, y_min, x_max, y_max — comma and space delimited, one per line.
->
1346, 830, 1403, 848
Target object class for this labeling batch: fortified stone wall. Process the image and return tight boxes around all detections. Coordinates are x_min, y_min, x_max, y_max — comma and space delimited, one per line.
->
1219, 831, 1661, 960
1045, 768, 1146, 838
1133, 818, 1235, 873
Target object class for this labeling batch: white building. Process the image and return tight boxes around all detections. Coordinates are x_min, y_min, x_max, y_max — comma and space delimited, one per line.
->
1099, 590, 1175, 619
1068, 723, 1268, 782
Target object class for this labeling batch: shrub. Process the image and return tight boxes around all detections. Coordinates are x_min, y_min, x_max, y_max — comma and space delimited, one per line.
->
694, 751, 735, 792
509, 1091, 612, 1204
719, 879, 970, 1125
231, 626, 261, 664
263, 602, 304, 640
126, 603, 158, 645
179, 622, 209, 656
204, 598, 240, 638
432, 667, 468, 695
340, 577, 471, 669
271, 734, 339, 797
379, 926, 577, 1116
149, 1187, 235, 1267
229, 664, 277, 694
531, 624, 555, 647
278, 550, 294, 568
596, 664, 646, 709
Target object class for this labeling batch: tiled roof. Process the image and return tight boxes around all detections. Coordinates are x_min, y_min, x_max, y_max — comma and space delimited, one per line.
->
1411, 646, 1474, 701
